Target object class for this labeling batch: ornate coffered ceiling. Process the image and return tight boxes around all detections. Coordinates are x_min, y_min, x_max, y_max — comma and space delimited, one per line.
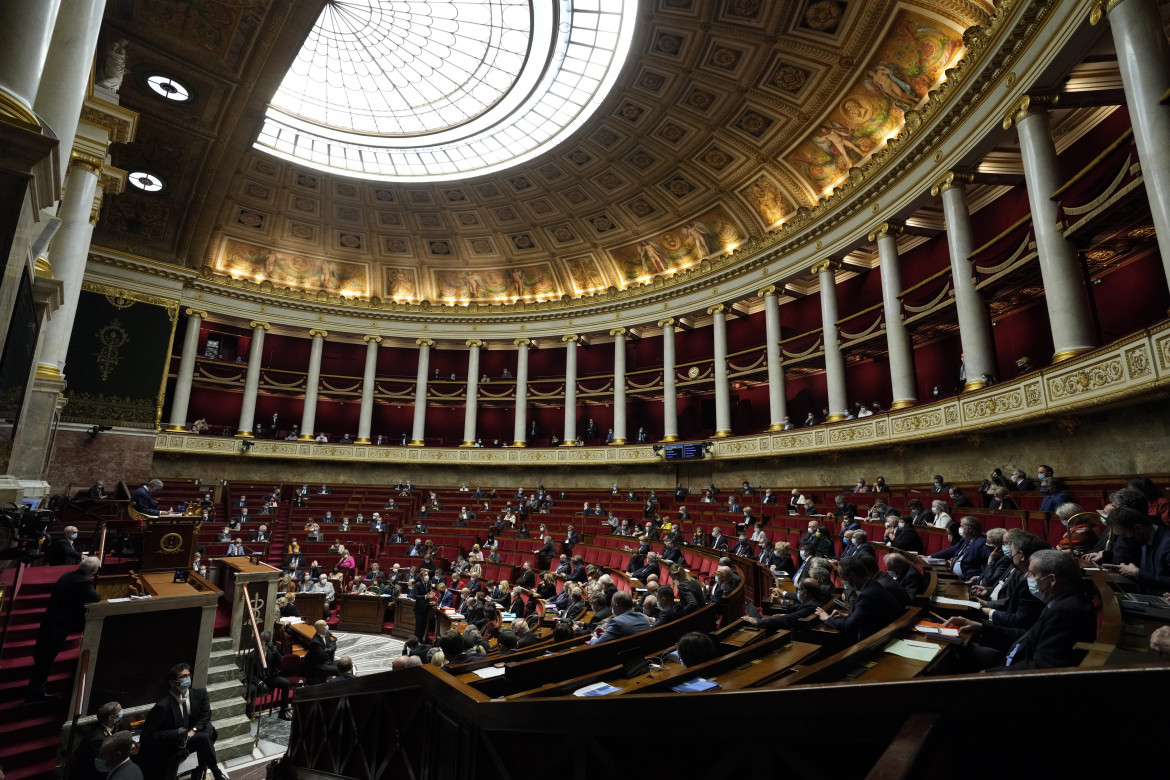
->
94, 0, 996, 309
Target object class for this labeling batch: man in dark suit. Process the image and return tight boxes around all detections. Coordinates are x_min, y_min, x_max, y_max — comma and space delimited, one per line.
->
246, 630, 292, 719
630, 552, 661, 583
816, 555, 904, 643
883, 553, 925, 599
833, 494, 859, 521
761, 488, 777, 505
934, 516, 991, 580
744, 578, 835, 631
304, 620, 339, 683
588, 591, 651, 644
131, 479, 163, 516
99, 730, 142, 780
561, 525, 579, 556
562, 588, 588, 621
47, 525, 83, 566
1106, 506, 1170, 593
284, 551, 307, 574
945, 549, 1097, 671
732, 533, 753, 557
569, 556, 588, 584
674, 483, 688, 501
250, 524, 270, 543
139, 663, 225, 780
890, 517, 923, 553
800, 520, 834, 558
410, 571, 432, 640
653, 587, 684, 626
709, 526, 729, 551
27, 557, 101, 700
215, 526, 232, 543
533, 535, 557, 570
841, 529, 875, 559
73, 700, 124, 780
88, 481, 107, 500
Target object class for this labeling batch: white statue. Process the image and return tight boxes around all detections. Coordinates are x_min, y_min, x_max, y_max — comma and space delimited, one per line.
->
96, 39, 128, 93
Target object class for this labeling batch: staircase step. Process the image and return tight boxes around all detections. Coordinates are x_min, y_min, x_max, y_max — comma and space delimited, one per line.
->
215, 730, 258, 763
216, 713, 255, 741
208, 662, 242, 686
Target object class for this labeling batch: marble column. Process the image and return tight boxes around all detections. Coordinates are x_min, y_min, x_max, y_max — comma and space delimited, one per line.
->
658, 318, 678, 442
610, 328, 627, 445
870, 222, 918, 409
356, 335, 381, 444
1004, 96, 1096, 361
931, 171, 996, 390
759, 285, 789, 430
298, 329, 327, 441
33, 0, 107, 183
234, 321, 269, 437
709, 305, 732, 437
813, 259, 848, 421
0, 0, 62, 110
165, 308, 206, 431
1094, 0, 1170, 293
561, 334, 578, 445
511, 338, 530, 447
409, 339, 433, 446
461, 340, 483, 446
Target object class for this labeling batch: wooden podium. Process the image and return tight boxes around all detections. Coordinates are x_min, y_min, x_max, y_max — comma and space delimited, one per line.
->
139, 513, 203, 571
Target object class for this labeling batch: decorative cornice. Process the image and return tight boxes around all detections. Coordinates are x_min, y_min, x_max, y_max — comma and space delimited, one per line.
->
0, 90, 41, 132
757, 284, 777, 298
79, 95, 137, 144
929, 170, 975, 197
868, 221, 904, 242
249, 320, 271, 331
609, 328, 627, 337
465, 339, 484, 349
657, 317, 675, 328
1002, 93, 1060, 130
810, 258, 841, 275
707, 304, 726, 316
514, 338, 531, 347
415, 338, 435, 347
184, 308, 209, 319
98, 164, 127, 195
308, 328, 328, 339
363, 334, 383, 344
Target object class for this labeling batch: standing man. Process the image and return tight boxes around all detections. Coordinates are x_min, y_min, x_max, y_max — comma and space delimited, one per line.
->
304, 620, 339, 684
411, 570, 432, 641
47, 525, 83, 565
132, 479, 164, 516
139, 662, 226, 780
26, 557, 101, 700
246, 631, 292, 720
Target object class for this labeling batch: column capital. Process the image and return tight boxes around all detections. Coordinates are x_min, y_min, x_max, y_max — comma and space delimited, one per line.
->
657, 317, 675, 328
758, 284, 778, 298
810, 258, 841, 275
514, 338, 531, 347
1089, 0, 1126, 24
868, 221, 904, 242
184, 308, 208, 319
363, 334, 383, 344
308, 329, 328, 339
465, 339, 484, 349
69, 149, 105, 176
249, 320, 270, 331
1002, 93, 1059, 130
609, 327, 626, 337
415, 338, 435, 347
561, 334, 579, 343
707, 304, 726, 316
929, 170, 974, 196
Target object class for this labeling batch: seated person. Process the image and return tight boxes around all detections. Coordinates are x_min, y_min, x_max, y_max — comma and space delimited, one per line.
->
1103, 507, 1170, 594
814, 555, 904, 643
932, 516, 991, 579
588, 591, 650, 645
883, 553, 925, 599
744, 577, 835, 630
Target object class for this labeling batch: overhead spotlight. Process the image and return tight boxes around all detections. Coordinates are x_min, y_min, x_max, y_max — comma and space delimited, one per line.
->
88, 425, 112, 438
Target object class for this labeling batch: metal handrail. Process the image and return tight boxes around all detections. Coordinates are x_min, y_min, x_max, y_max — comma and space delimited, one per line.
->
61, 647, 91, 780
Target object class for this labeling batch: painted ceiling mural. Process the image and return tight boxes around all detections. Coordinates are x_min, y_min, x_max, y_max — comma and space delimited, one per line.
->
99, 0, 988, 303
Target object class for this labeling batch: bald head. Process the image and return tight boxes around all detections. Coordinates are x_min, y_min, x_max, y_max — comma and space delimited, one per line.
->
79, 557, 100, 576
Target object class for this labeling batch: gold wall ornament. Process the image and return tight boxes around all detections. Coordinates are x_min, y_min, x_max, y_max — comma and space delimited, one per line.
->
249, 320, 270, 331
94, 319, 129, 380
1089, 0, 1124, 25
185, 308, 208, 319
98, 164, 127, 195
415, 338, 435, 347
562, 334, 579, 343
70, 149, 105, 176
657, 317, 675, 328
929, 170, 974, 196
758, 284, 777, 298
308, 328, 328, 339
609, 327, 626, 337
514, 338, 531, 347
707, 304, 725, 316
810, 258, 841, 275
105, 294, 136, 310
465, 339, 484, 349
0, 90, 41, 132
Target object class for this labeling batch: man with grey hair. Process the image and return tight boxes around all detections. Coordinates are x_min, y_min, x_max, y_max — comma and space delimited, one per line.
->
48, 525, 83, 565
132, 478, 164, 516
27, 557, 101, 700
1084, 488, 1150, 565
945, 549, 1095, 671
589, 591, 650, 645
99, 730, 141, 779
883, 553, 925, 599
392, 654, 423, 670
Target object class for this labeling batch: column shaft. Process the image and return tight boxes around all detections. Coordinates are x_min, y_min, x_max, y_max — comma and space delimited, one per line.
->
410, 340, 432, 445
761, 288, 788, 429
816, 261, 848, 421
461, 341, 482, 446
936, 178, 996, 388
873, 225, 918, 408
562, 335, 578, 445
356, 336, 380, 444
710, 306, 732, 437
298, 331, 326, 440
660, 320, 678, 441
166, 309, 204, 431
512, 340, 529, 446
0, 0, 62, 109
611, 329, 627, 444
235, 322, 268, 437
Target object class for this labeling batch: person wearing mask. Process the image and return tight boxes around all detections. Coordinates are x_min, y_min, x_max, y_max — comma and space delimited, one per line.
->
1103, 507, 1170, 593
743, 578, 835, 631
140, 663, 226, 780
814, 555, 904, 642
74, 701, 125, 780
930, 500, 953, 529
932, 516, 990, 580
304, 620, 338, 684
48, 525, 84, 565
246, 631, 292, 720
97, 731, 141, 780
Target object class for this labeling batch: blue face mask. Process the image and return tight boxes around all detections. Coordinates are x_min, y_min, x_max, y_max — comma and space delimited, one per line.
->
70, 533, 78, 540
115, 708, 124, 722
1002, 544, 1011, 556
179, 677, 192, 689
799, 551, 808, 561
1026, 575, 1043, 600
795, 590, 805, 603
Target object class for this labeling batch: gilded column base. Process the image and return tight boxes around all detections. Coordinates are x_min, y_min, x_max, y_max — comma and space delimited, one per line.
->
164, 425, 188, 432
713, 430, 732, 438
559, 440, 578, 447
660, 434, 679, 442
234, 431, 254, 438
767, 423, 784, 432
889, 399, 917, 410
826, 413, 847, 423
962, 380, 986, 392
1051, 348, 1090, 363
611, 438, 627, 445
297, 434, 315, 441
408, 440, 426, 446
354, 437, 371, 444
459, 441, 476, 447
512, 441, 527, 448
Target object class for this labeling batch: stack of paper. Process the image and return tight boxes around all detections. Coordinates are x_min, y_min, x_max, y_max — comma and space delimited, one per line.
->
884, 639, 942, 662
671, 677, 721, 693
573, 682, 621, 696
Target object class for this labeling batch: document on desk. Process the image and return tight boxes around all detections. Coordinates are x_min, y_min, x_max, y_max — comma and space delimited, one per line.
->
934, 596, 980, 609
884, 639, 942, 662
671, 677, 721, 693
913, 622, 963, 642
573, 682, 621, 696
472, 666, 506, 679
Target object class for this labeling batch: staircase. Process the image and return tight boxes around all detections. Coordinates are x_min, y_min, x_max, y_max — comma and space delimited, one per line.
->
0, 565, 82, 779
204, 636, 255, 765
266, 502, 292, 567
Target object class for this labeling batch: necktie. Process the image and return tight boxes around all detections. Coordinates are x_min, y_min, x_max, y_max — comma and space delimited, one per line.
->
181, 695, 189, 725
